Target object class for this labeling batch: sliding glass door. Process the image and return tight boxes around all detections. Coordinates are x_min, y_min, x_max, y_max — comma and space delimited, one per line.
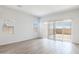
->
48, 20, 71, 41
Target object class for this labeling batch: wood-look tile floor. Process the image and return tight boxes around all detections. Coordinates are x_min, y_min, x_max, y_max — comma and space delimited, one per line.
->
0, 39, 79, 54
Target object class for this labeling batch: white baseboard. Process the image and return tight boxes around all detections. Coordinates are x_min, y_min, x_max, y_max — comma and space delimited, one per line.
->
0, 36, 39, 46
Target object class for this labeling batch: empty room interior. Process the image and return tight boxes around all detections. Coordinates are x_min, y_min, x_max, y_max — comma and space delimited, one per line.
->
0, 5, 79, 54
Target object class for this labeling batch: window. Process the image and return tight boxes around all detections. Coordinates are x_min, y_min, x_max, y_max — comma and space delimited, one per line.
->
33, 19, 40, 32
2, 24, 14, 34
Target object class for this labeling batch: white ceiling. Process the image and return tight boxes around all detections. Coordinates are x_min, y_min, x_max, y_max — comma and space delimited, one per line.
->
5, 5, 78, 17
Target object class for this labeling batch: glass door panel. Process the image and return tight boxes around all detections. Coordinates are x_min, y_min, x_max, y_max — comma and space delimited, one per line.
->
62, 20, 71, 41
55, 21, 63, 41
55, 20, 71, 41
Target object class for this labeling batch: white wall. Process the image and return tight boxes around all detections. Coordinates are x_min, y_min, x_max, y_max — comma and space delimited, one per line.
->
0, 6, 39, 45
72, 19, 79, 43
